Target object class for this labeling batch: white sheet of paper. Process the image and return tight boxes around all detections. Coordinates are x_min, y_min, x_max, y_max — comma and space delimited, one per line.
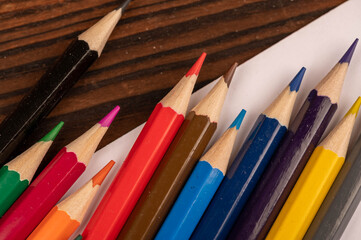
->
64, 0, 361, 238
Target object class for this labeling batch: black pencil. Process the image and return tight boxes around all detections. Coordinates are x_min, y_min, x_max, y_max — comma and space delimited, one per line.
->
0, 0, 131, 167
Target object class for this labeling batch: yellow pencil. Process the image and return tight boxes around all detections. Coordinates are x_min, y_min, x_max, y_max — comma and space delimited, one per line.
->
266, 97, 361, 240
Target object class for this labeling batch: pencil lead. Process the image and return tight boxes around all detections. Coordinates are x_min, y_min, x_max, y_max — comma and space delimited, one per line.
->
39, 122, 64, 142
117, 0, 132, 12
99, 106, 120, 127
185, 53, 207, 77
223, 62, 238, 87
339, 38, 358, 64
229, 110, 246, 130
289, 67, 306, 92
92, 160, 115, 187
74, 235, 83, 240
345, 97, 361, 117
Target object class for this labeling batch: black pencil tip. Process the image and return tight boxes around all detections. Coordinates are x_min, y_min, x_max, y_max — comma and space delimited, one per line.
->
116, 0, 132, 12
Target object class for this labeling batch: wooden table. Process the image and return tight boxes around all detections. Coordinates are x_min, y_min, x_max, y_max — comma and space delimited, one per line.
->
0, 0, 346, 172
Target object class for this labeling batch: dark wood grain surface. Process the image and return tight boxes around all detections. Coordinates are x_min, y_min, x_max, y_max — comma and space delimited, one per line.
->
0, 0, 346, 169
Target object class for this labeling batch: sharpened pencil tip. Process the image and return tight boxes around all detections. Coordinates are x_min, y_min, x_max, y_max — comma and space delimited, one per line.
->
116, 0, 132, 12
345, 97, 361, 117
229, 109, 246, 130
92, 160, 115, 187
289, 67, 306, 92
223, 62, 238, 87
74, 234, 83, 240
99, 106, 120, 127
39, 122, 64, 142
339, 38, 358, 64
185, 53, 207, 77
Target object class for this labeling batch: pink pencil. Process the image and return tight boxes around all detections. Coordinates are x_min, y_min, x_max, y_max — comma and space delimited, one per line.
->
0, 106, 119, 240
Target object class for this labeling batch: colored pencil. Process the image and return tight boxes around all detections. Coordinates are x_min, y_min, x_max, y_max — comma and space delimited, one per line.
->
156, 110, 246, 240
0, 122, 63, 217
305, 120, 361, 238
118, 62, 237, 240
0, 0, 130, 167
228, 39, 358, 240
82, 53, 206, 240
0, 106, 119, 240
28, 160, 115, 240
192, 68, 305, 240
267, 97, 361, 240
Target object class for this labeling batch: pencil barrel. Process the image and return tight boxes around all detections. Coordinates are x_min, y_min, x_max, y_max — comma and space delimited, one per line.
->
0, 148, 86, 239
229, 90, 337, 240
118, 112, 217, 239
305, 134, 361, 239
0, 40, 97, 167
27, 207, 80, 240
156, 161, 224, 240
0, 166, 29, 216
192, 115, 286, 239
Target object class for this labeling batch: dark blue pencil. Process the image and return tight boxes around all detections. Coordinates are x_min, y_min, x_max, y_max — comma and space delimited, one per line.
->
191, 67, 305, 240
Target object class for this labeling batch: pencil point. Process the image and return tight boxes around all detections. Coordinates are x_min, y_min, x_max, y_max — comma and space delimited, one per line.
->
339, 38, 358, 64
99, 106, 120, 127
229, 110, 246, 130
345, 97, 361, 117
185, 53, 207, 77
289, 67, 306, 92
39, 122, 64, 142
223, 62, 238, 87
117, 0, 132, 12
74, 234, 83, 240
92, 160, 115, 187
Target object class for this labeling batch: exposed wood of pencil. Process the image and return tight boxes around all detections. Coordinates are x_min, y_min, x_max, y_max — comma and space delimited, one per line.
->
160, 53, 206, 115
6, 141, 52, 182
263, 84, 298, 127
27, 161, 115, 240
203, 127, 238, 175
192, 62, 237, 123
57, 160, 115, 222
315, 63, 348, 104
319, 99, 361, 158
66, 125, 108, 165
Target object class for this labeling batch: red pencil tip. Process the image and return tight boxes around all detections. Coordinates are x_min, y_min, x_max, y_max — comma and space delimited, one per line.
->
99, 106, 120, 127
92, 160, 115, 187
185, 53, 207, 77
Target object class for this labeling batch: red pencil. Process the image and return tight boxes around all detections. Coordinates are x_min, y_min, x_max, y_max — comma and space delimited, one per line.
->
0, 106, 119, 240
82, 53, 206, 240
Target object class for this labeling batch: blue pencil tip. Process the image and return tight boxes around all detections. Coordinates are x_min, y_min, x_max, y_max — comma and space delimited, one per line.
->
339, 38, 358, 64
289, 67, 306, 92
229, 110, 246, 130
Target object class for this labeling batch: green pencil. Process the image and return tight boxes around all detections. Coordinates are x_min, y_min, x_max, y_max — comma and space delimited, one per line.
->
0, 122, 64, 216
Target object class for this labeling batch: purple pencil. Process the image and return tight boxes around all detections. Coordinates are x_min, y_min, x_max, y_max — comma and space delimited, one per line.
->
228, 39, 358, 240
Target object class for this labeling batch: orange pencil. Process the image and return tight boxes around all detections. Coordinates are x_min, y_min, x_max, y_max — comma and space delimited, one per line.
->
27, 161, 115, 240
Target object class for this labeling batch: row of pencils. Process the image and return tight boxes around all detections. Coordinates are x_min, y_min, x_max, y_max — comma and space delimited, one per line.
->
1, 1, 361, 240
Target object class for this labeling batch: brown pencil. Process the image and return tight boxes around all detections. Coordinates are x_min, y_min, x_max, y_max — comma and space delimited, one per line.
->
117, 63, 237, 240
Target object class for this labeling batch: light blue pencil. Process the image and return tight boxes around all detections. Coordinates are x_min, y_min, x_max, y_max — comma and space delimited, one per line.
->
155, 110, 246, 240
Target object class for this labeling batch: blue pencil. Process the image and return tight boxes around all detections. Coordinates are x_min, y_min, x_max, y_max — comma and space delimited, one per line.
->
191, 67, 305, 240
155, 110, 246, 240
